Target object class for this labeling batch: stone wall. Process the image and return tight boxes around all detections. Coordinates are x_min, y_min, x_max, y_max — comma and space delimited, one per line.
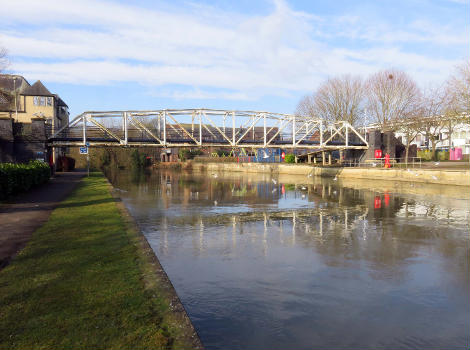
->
191, 162, 470, 186
0, 118, 48, 163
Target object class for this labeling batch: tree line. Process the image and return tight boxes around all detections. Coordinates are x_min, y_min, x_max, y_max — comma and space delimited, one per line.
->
296, 62, 470, 160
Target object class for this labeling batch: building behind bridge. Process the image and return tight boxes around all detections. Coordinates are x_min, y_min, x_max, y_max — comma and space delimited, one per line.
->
0, 74, 69, 165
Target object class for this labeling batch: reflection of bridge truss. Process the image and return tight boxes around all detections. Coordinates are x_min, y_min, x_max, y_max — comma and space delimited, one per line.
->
49, 109, 368, 150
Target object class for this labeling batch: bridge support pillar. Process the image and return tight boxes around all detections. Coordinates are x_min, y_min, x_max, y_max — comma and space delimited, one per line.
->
307, 154, 312, 164
328, 152, 332, 165
339, 150, 343, 165
313, 156, 317, 164
322, 152, 325, 165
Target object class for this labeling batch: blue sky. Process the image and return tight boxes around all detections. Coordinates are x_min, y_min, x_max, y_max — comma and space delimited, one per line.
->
0, 0, 468, 117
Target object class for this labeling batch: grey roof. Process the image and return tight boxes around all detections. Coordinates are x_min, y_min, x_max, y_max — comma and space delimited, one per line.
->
54, 94, 68, 108
22, 80, 53, 96
0, 74, 30, 93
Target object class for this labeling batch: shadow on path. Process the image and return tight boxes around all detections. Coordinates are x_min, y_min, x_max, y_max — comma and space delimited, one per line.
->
0, 171, 86, 269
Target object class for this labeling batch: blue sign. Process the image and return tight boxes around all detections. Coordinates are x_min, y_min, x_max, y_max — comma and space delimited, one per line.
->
79, 146, 88, 155
85, 141, 90, 147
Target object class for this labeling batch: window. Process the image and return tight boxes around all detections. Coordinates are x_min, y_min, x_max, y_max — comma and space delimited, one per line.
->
47, 97, 53, 106
33, 96, 39, 105
40, 97, 46, 106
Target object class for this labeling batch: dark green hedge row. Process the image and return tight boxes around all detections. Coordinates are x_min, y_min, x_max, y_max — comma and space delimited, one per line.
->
0, 161, 51, 199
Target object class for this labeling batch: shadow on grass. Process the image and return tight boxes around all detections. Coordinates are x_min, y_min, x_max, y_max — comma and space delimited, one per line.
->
57, 197, 122, 209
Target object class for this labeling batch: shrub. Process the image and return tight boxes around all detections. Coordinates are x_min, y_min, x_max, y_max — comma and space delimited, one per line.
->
417, 150, 432, 161
216, 149, 231, 157
437, 150, 449, 161
284, 153, 295, 163
0, 161, 51, 199
179, 148, 203, 161
131, 149, 148, 169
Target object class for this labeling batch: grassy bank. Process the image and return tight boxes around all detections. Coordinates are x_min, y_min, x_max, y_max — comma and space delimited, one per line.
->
0, 173, 201, 349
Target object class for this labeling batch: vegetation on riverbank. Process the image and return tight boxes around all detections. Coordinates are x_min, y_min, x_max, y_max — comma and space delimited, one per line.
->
0, 173, 201, 349
0, 160, 50, 199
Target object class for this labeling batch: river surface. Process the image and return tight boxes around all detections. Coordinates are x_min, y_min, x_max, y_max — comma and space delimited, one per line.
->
108, 169, 470, 349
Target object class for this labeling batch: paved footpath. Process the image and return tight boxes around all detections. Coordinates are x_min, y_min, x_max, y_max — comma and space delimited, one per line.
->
0, 171, 85, 269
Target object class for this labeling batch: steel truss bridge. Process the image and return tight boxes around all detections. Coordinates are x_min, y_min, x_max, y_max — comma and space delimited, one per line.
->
49, 109, 368, 151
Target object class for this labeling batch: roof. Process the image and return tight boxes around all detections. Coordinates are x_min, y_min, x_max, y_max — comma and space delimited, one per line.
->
0, 74, 30, 93
54, 95, 68, 108
22, 80, 53, 96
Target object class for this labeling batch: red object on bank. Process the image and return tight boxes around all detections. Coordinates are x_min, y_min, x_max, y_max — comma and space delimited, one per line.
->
384, 153, 391, 168
374, 196, 382, 209
281, 152, 286, 160
374, 149, 382, 158
384, 193, 390, 207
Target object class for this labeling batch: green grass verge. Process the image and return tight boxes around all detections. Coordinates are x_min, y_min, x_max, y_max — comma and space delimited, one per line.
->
0, 173, 197, 349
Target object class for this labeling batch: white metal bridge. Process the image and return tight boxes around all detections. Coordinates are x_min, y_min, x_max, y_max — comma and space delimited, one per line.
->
49, 108, 368, 150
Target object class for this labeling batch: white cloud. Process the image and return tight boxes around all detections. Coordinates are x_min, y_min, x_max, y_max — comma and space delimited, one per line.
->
0, 0, 467, 102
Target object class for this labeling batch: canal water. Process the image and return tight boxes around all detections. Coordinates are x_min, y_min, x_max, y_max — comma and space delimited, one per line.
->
108, 169, 469, 349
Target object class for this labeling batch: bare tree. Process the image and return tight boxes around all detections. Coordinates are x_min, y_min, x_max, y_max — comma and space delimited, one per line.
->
0, 47, 12, 111
417, 87, 446, 160
315, 75, 364, 126
295, 94, 316, 118
296, 75, 364, 127
397, 109, 424, 165
0, 46, 8, 73
416, 85, 468, 160
446, 60, 470, 115
366, 69, 421, 131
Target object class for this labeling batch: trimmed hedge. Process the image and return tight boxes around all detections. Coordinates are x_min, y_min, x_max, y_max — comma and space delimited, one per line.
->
0, 161, 51, 199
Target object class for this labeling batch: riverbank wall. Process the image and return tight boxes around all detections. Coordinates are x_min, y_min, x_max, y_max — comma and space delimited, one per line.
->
191, 162, 469, 186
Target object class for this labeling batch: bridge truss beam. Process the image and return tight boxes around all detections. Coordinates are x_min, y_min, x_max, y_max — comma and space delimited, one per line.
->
50, 109, 368, 150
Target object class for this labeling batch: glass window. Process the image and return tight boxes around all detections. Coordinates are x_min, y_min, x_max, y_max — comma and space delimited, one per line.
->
33, 96, 39, 105
47, 97, 53, 106
40, 97, 46, 106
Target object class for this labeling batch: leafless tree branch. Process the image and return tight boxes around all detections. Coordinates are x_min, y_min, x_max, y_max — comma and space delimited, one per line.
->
365, 69, 420, 131
296, 75, 364, 126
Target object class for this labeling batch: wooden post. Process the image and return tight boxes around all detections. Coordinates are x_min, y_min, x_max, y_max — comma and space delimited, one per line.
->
314, 156, 317, 164
322, 151, 325, 165
308, 154, 312, 163
328, 152, 332, 165
339, 149, 343, 165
